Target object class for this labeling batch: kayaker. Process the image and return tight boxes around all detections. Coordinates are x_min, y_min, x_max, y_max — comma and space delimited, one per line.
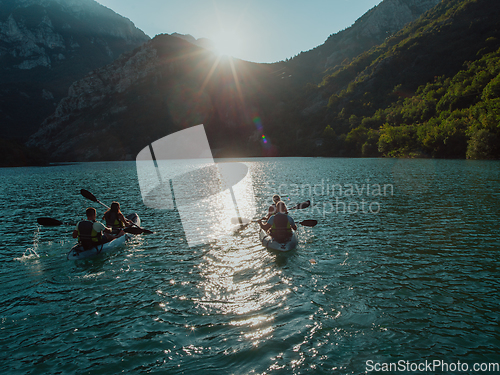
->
102, 201, 130, 236
72, 207, 116, 250
258, 201, 297, 242
263, 194, 281, 220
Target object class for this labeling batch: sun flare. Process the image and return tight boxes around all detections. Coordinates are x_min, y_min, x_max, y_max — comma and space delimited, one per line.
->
212, 31, 242, 58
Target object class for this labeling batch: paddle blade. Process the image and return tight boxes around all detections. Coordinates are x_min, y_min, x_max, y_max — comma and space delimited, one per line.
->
124, 227, 143, 235
291, 200, 311, 210
299, 219, 317, 227
80, 189, 98, 202
37, 217, 64, 226
231, 217, 252, 225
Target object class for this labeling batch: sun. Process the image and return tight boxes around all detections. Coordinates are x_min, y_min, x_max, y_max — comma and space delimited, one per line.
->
212, 30, 242, 58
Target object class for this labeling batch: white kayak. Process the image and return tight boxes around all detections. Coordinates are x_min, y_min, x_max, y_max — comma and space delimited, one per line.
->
67, 213, 140, 260
259, 229, 298, 252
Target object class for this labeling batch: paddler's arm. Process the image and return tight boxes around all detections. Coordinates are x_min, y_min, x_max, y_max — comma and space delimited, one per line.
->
101, 225, 116, 240
72, 229, 78, 238
95, 221, 114, 237
257, 219, 271, 231
118, 212, 132, 226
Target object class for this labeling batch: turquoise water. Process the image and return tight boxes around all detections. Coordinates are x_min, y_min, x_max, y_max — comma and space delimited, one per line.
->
1, 158, 499, 374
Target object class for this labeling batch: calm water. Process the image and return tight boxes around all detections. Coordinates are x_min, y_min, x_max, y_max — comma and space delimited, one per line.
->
1, 158, 499, 375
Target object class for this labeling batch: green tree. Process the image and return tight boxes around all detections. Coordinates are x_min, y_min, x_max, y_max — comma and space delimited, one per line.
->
378, 124, 418, 157
482, 73, 500, 100
361, 129, 380, 157
466, 128, 499, 159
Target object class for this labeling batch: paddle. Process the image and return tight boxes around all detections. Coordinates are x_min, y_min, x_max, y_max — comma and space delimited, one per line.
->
231, 217, 317, 227
37, 216, 145, 235
37, 217, 76, 227
289, 200, 311, 210
80, 189, 154, 235
297, 219, 317, 227
231, 199, 312, 226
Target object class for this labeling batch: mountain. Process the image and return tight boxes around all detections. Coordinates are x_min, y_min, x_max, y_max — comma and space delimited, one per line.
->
26, 0, 446, 162
297, 0, 500, 159
0, 0, 149, 142
25, 0, 500, 161
286, 0, 441, 85
171, 32, 215, 51
27, 34, 287, 161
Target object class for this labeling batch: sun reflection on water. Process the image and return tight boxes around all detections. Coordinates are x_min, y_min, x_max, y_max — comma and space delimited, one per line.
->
152, 161, 307, 351
192, 237, 292, 345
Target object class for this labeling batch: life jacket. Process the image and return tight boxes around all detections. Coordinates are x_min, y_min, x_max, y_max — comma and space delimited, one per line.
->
104, 211, 124, 229
77, 220, 102, 250
270, 213, 292, 242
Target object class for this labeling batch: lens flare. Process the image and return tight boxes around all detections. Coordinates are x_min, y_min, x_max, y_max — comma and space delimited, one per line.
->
253, 116, 263, 131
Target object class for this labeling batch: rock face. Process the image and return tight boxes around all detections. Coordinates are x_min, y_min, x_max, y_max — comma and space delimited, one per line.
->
0, 0, 149, 139
355, 0, 442, 39
290, 0, 441, 77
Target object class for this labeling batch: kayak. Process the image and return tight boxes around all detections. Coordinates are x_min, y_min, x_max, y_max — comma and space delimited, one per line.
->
67, 213, 140, 260
259, 229, 298, 252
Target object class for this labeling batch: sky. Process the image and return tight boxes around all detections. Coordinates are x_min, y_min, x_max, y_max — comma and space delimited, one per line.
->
95, 0, 382, 63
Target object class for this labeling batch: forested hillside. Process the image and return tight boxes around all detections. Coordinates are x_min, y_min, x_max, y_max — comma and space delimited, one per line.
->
297, 0, 500, 159
377, 47, 500, 159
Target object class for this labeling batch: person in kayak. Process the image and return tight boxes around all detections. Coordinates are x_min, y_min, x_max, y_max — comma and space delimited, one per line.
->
262, 194, 282, 220
258, 201, 297, 242
72, 207, 117, 250
102, 201, 131, 236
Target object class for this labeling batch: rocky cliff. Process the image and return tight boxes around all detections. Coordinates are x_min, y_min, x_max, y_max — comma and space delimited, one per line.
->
325, 0, 442, 66
0, 0, 149, 140
27, 34, 284, 161
289, 0, 441, 82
